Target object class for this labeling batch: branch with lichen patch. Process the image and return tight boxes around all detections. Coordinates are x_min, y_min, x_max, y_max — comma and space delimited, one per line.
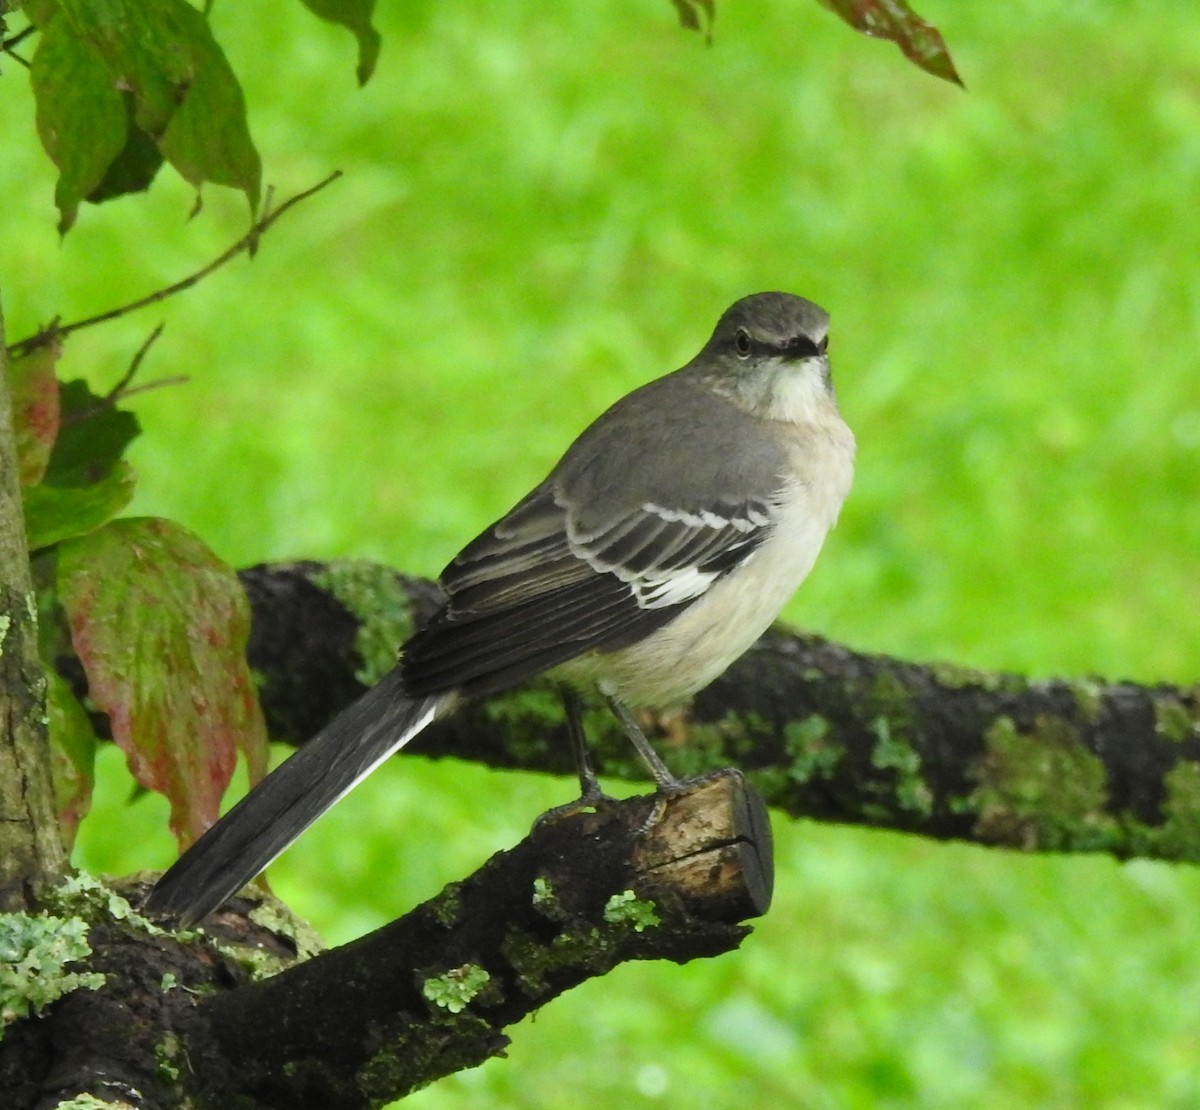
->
54, 558, 1200, 865
181, 772, 767, 1107
1, 777, 767, 1107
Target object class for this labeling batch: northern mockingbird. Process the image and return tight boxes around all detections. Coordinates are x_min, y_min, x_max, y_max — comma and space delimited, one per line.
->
146, 291, 856, 925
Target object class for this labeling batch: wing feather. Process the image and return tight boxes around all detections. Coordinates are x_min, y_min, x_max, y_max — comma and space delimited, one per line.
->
403, 377, 789, 699
401, 481, 776, 699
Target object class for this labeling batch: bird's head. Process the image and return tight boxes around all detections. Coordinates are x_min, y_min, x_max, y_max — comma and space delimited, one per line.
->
696, 292, 837, 424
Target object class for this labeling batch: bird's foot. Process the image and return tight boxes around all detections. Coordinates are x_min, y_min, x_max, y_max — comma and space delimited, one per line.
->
533, 782, 620, 829
637, 768, 731, 833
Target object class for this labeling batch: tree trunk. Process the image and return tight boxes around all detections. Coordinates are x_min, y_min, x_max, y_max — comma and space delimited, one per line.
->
0, 295, 66, 912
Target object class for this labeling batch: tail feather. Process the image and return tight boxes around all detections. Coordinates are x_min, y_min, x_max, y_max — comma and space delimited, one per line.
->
144, 669, 450, 926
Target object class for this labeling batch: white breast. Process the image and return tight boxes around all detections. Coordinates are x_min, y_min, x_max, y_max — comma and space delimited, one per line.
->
570, 417, 855, 708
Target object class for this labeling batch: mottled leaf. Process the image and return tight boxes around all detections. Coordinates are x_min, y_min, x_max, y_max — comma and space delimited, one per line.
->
23, 461, 137, 551
819, 0, 962, 86
45, 668, 98, 852
57, 518, 269, 847
44, 379, 141, 487
30, 12, 129, 233
298, 0, 381, 86
6, 340, 62, 486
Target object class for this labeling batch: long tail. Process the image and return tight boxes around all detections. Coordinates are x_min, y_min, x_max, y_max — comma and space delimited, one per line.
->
144, 669, 452, 926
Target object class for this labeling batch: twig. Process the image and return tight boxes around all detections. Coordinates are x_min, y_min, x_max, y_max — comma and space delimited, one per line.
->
105, 323, 165, 401
59, 326, 189, 425
1, 24, 35, 68
7, 170, 344, 357
114, 375, 190, 402
2, 26, 36, 52
1, 34, 33, 68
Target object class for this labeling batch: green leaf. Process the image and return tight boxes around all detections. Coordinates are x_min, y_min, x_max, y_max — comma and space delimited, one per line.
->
45, 668, 98, 852
30, 11, 129, 233
23, 461, 137, 551
57, 518, 269, 847
818, 0, 962, 86
669, 0, 715, 40
23, 1, 62, 29
22, 377, 142, 551
5, 340, 62, 486
298, 0, 381, 86
157, 25, 263, 205
87, 95, 166, 204
44, 379, 141, 487
55, 0, 188, 136
32, 0, 261, 223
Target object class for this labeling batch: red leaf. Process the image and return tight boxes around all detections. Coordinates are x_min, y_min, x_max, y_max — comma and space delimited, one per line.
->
819, 0, 963, 86
7, 340, 63, 486
57, 517, 269, 848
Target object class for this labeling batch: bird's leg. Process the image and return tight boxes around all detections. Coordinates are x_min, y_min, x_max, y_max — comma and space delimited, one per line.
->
602, 691, 683, 795
534, 686, 616, 826
602, 689, 700, 831
535, 687, 684, 831
562, 685, 611, 808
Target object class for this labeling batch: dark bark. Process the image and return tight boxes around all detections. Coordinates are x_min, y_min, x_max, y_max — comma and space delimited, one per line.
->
196, 771, 766, 1108
13, 557, 1197, 1106
233, 560, 1200, 863
1, 773, 770, 1109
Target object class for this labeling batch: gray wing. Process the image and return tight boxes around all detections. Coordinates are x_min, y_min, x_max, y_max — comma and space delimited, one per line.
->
400, 374, 787, 700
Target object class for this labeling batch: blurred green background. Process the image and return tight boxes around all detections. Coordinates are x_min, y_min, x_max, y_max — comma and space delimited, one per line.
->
4, 0, 1200, 1105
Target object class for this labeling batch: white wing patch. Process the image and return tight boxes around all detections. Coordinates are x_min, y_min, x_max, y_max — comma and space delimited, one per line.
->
631, 566, 719, 609
567, 497, 775, 612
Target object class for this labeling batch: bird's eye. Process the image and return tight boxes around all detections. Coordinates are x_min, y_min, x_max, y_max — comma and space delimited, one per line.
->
734, 328, 752, 358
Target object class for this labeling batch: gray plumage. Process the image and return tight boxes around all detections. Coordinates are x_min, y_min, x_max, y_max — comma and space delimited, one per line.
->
145, 291, 855, 926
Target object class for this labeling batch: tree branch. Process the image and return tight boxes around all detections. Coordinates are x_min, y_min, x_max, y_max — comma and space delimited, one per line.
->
190, 772, 767, 1107
223, 560, 1200, 864
5, 172, 343, 358
2, 774, 770, 1107
43, 555, 1200, 868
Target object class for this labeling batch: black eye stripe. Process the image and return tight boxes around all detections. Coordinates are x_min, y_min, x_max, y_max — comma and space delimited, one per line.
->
787, 335, 821, 358
734, 334, 823, 359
